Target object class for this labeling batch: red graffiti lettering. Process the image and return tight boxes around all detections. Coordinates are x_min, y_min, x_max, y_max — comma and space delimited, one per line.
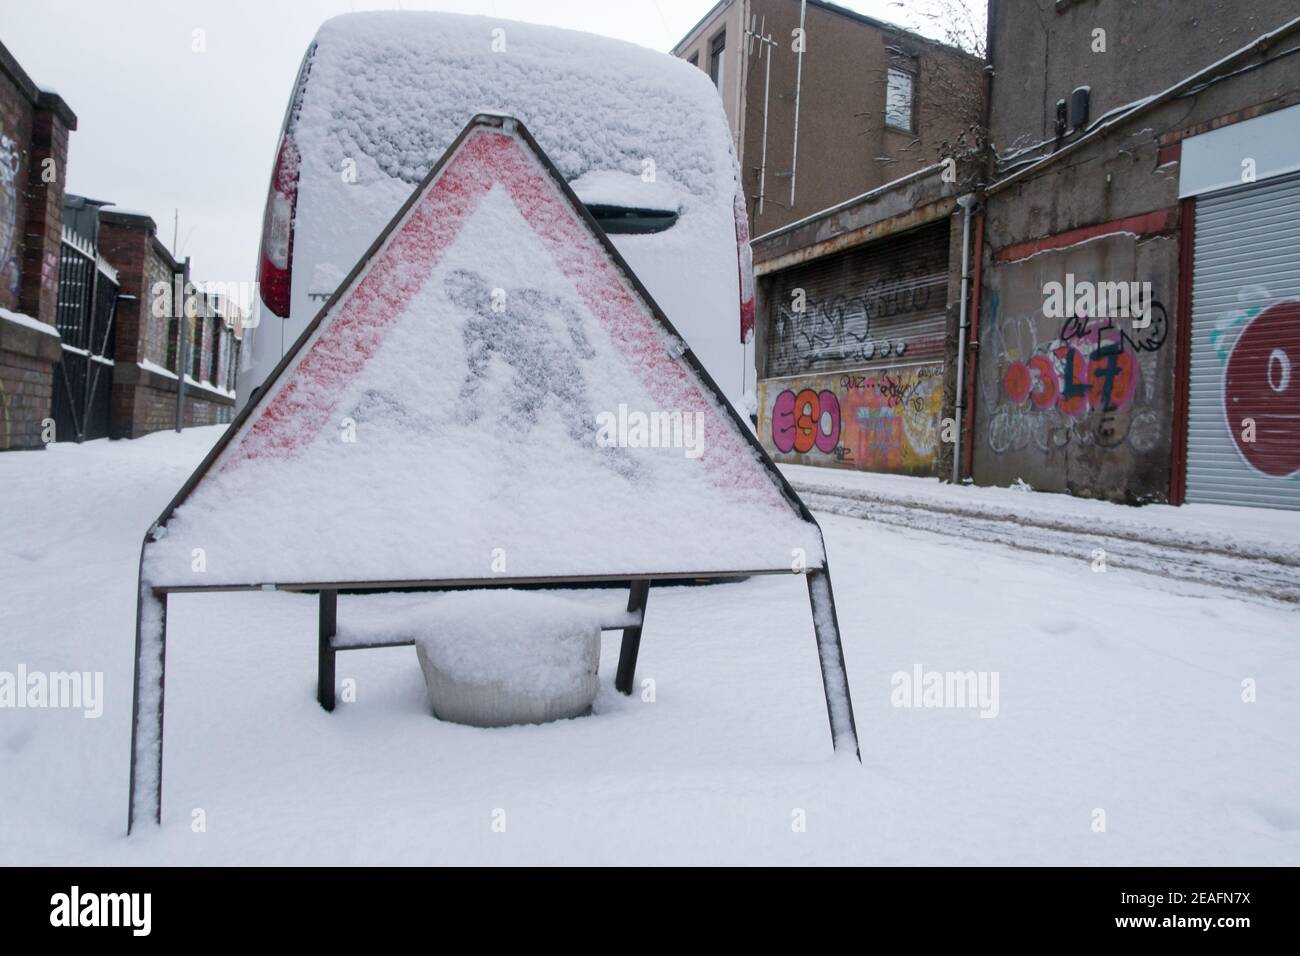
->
1028, 354, 1059, 409
1004, 362, 1031, 403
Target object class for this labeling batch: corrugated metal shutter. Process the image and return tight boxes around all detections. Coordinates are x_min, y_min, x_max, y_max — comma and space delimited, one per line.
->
1186, 171, 1300, 509
763, 221, 948, 378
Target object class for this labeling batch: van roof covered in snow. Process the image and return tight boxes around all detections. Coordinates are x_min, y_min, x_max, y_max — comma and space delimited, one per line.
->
297, 12, 736, 202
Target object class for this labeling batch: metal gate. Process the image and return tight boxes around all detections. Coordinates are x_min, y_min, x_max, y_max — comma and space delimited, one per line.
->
52, 226, 119, 442
1186, 171, 1300, 509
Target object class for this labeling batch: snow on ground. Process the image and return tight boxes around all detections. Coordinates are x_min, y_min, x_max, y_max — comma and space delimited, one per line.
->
785, 463, 1300, 603
2, 427, 1298, 864
782, 463, 1300, 562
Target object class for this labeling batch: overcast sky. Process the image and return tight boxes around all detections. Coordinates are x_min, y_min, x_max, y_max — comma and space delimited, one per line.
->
2, 0, 961, 297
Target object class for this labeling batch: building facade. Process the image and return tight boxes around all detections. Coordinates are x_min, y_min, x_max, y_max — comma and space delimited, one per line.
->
0, 38, 75, 450
751, 161, 977, 481
675, 0, 983, 236
675, 0, 983, 479
970, 0, 1300, 508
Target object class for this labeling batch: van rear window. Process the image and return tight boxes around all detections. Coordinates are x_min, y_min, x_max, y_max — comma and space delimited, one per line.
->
584, 205, 678, 235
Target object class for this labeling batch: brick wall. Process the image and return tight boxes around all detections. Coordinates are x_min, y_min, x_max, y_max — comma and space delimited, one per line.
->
147, 253, 174, 367
108, 381, 175, 438
187, 394, 229, 426
0, 39, 75, 451
19, 109, 68, 328
0, 70, 33, 310
109, 375, 231, 439
99, 213, 234, 437
0, 348, 54, 447
98, 215, 149, 365
100, 214, 183, 371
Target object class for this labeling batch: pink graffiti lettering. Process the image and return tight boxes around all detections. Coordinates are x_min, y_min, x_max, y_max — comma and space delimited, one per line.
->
772, 388, 840, 454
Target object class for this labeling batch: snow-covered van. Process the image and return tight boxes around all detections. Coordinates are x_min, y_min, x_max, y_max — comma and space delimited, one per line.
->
240, 11, 755, 414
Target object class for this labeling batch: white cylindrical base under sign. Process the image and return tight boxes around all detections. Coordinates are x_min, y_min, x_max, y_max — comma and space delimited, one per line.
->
412, 593, 602, 727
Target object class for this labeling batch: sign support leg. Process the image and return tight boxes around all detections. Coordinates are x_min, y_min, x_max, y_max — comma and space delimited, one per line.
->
806, 568, 860, 758
318, 590, 337, 711
615, 579, 651, 694
127, 587, 168, 832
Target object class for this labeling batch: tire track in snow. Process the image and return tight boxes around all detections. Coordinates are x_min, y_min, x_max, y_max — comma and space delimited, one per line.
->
798, 488, 1300, 606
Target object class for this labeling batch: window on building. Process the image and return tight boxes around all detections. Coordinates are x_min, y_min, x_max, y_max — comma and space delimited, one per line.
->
190, 314, 203, 382
209, 311, 221, 384
224, 330, 236, 390
157, 270, 174, 371
166, 317, 178, 372
885, 67, 915, 132
709, 31, 726, 90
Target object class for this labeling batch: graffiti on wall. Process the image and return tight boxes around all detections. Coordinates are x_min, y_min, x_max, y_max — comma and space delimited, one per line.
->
984, 292, 1169, 455
1212, 296, 1300, 478
969, 226, 1181, 502
0, 132, 20, 300
767, 260, 943, 377
759, 363, 944, 475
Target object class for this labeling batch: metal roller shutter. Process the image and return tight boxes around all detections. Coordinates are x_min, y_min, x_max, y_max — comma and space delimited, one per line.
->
1186, 171, 1300, 509
763, 221, 949, 378
756, 221, 950, 478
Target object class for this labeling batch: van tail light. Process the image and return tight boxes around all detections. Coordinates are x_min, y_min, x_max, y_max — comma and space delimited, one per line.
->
257, 133, 301, 318
734, 190, 755, 343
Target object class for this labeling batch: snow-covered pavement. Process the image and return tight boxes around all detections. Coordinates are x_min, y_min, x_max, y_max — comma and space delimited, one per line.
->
785, 464, 1300, 603
2, 427, 1298, 864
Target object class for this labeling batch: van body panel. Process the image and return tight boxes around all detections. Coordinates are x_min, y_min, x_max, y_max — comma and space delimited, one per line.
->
240, 12, 749, 414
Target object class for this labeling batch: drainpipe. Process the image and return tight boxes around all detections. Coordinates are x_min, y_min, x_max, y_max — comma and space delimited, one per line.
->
958, 0, 995, 484
951, 193, 978, 484
962, 209, 986, 482
789, 0, 806, 208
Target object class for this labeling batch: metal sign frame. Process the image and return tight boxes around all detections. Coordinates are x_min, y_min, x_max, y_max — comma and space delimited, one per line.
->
127, 114, 859, 833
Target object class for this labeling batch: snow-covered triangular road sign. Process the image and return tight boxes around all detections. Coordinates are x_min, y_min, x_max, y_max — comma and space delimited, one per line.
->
145, 115, 821, 586
128, 115, 857, 831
